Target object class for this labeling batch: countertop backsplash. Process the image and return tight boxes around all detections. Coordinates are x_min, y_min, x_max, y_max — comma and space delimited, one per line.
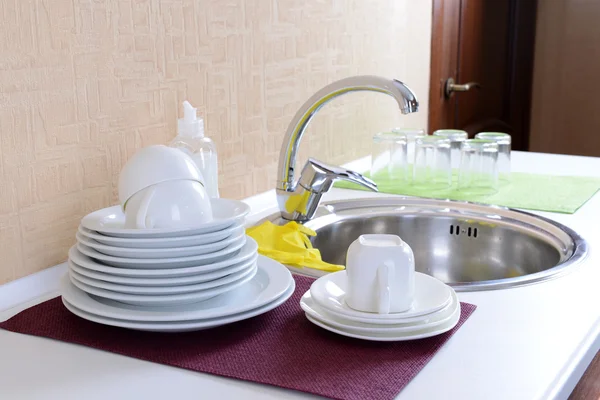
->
0, 0, 431, 283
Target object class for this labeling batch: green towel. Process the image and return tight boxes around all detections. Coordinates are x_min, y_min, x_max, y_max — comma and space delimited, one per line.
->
334, 171, 600, 214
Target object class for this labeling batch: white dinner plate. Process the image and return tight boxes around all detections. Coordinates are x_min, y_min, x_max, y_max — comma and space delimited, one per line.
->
78, 223, 243, 249
69, 264, 257, 307
62, 279, 296, 332
301, 290, 458, 334
305, 301, 461, 341
61, 255, 294, 322
76, 226, 245, 259
68, 255, 257, 287
310, 271, 452, 323
80, 198, 250, 238
68, 261, 257, 295
68, 239, 258, 278
76, 236, 246, 269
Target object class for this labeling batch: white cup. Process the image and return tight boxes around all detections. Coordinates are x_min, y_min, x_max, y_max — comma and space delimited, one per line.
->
124, 180, 213, 229
345, 234, 415, 314
118, 145, 205, 209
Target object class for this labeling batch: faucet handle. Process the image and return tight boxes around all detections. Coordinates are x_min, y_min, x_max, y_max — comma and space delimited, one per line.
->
299, 158, 378, 193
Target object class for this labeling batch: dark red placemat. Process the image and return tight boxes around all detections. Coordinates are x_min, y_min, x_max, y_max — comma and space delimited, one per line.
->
0, 275, 476, 400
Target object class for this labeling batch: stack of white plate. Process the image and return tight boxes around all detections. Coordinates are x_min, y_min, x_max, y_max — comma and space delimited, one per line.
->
301, 271, 459, 341
62, 198, 295, 332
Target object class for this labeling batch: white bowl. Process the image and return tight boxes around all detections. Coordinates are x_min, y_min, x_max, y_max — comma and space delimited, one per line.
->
78, 223, 243, 249
118, 145, 205, 208
80, 198, 249, 238
124, 180, 213, 229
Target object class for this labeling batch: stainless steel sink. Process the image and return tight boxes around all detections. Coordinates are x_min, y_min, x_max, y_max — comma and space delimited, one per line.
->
263, 197, 588, 291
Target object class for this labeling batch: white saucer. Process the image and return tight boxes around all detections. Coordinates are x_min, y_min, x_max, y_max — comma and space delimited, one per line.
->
80, 198, 250, 238
68, 261, 256, 295
62, 279, 296, 332
79, 223, 243, 249
68, 265, 257, 307
68, 255, 257, 287
76, 236, 246, 269
310, 271, 452, 322
68, 239, 258, 278
305, 301, 461, 341
76, 226, 245, 259
61, 255, 294, 322
301, 290, 458, 334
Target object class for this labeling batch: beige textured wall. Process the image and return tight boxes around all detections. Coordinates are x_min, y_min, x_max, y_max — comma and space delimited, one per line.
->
529, 0, 600, 156
0, 0, 431, 283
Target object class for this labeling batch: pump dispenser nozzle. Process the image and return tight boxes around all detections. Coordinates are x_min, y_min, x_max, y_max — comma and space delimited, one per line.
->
178, 101, 204, 138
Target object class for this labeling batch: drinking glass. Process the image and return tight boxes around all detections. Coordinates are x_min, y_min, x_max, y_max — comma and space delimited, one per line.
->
371, 132, 408, 182
433, 129, 468, 169
475, 132, 511, 182
458, 139, 499, 195
412, 136, 452, 189
391, 128, 425, 164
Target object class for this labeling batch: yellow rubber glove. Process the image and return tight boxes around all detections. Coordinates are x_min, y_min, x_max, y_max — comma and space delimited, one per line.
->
246, 221, 344, 272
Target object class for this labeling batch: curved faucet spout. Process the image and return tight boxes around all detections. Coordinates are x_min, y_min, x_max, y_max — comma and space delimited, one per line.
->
276, 75, 419, 192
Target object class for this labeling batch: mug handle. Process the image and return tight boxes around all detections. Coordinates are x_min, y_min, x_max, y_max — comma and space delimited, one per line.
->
135, 187, 156, 229
377, 261, 393, 314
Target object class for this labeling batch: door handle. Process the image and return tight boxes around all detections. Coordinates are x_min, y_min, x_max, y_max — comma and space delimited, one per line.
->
444, 78, 481, 98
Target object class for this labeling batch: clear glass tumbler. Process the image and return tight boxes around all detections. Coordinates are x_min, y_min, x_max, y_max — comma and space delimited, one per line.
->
392, 128, 425, 164
412, 136, 452, 189
371, 131, 409, 182
475, 132, 511, 181
433, 129, 468, 169
458, 139, 499, 195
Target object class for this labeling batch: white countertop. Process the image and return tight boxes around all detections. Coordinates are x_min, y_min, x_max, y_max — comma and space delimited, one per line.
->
1, 151, 599, 400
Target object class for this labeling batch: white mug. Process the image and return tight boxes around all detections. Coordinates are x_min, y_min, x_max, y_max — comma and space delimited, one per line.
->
124, 180, 213, 229
345, 234, 415, 314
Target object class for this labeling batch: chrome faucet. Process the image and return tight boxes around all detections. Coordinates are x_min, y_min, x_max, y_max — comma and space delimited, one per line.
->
276, 75, 419, 222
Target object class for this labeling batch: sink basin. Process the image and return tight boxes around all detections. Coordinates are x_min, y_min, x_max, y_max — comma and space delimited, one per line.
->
263, 197, 588, 291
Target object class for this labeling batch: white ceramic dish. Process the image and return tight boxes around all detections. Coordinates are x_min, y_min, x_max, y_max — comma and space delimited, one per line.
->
68, 255, 257, 287
69, 265, 257, 307
76, 236, 246, 269
305, 301, 461, 341
124, 180, 212, 229
301, 290, 458, 334
61, 255, 294, 322
75, 226, 245, 259
118, 145, 205, 207
61, 279, 296, 332
68, 261, 256, 295
81, 198, 250, 238
68, 239, 258, 278
78, 224, 242, 249
310, 271, 452, 322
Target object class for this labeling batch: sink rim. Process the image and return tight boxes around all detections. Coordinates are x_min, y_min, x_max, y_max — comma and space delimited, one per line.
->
263, 196, 589, 291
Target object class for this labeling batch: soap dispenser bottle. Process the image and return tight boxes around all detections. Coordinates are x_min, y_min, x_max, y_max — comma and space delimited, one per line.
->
170, 101, 219, 198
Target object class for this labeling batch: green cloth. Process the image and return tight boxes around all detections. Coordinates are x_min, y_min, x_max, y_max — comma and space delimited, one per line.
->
334, 171, 600, 214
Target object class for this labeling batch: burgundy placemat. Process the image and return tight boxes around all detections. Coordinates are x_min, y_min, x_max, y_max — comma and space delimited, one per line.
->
0, 275, 476, 400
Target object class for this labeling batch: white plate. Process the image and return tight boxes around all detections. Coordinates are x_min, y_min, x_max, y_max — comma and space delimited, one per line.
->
76, 226, 245, 259
81, 199, 250, 238
68, 255, 257, 287
61, 255, 294, 321
79, 223, 242, 249
301, 290, 458, 334
68, 261, 257, 295
69, 264, 257, 307
62, 279, 296, 332
310, 271, 452, 323
76, 236, 246, 269
305, 301, 461, 341
68, 239, 258, 278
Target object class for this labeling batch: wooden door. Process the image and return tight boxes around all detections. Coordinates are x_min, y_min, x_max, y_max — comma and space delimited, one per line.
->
428, 0, 538, 151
